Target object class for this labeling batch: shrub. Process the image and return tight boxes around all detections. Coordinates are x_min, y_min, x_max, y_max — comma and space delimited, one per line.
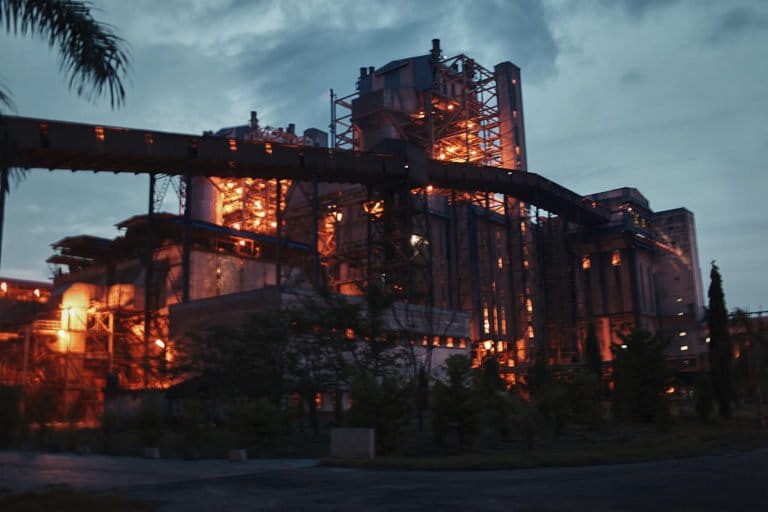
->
347, 374, 411, 455
226, 397, 283, 448
134, 395, 165, 447
695, 374, 715, 423
0, 386, 22, 447
431, 355, 477, 449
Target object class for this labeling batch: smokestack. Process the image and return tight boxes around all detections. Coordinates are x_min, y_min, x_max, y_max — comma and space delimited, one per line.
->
287, 123, 295, 135
368, 66, 375, 75
359, 67, 368, 78
431, 38, 441, 58
249, 111, 258, 130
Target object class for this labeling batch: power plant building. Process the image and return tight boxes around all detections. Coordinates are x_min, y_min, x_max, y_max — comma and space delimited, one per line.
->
0, 40, 706, 417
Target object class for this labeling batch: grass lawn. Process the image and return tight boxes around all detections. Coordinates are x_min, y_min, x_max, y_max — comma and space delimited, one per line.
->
0, 485, 154, 512
321, 409, 768, 470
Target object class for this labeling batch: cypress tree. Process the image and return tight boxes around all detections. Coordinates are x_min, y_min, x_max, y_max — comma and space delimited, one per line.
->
708, 261, 733, 418
585, 323, 602, 379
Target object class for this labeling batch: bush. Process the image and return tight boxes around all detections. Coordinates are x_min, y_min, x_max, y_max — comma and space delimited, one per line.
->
0, 386, 22, 447
347, 374, 411, 455
431, 355, 477, 449
24, 386, 60, 446
134, 395, 165, 447
611, 329, 669, 423
226, 397, 283, 448
181, 399, 208, 448
695, 374, 715, 423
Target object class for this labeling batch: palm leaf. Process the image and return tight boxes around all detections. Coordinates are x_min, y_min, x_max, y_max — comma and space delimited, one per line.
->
1, 0, 130, 108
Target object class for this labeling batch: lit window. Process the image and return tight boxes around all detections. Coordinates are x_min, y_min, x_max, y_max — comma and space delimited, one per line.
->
526, 298, 533, 313
582, 255, 591, 270
497, 257, 504, 269
680, 345, 689, 351
620, 344, 628, 349
676, 297, 683, 303
679, 331, 687, 337
611, 250, 621, 266
446, 337, 454, 348
676, 312, 684, 317
0, 282, 6, 293
94, 126, 105, 141
705, 337, 711, 343
433, 336, 441, 346
527, 325, 535, 339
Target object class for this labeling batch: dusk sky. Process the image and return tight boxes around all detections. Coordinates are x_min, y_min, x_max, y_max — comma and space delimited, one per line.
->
0, 0, 765, 311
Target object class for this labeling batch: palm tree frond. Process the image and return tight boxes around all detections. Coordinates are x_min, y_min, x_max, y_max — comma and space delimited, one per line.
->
0, 81, 15, 111
0, 0, 130, 108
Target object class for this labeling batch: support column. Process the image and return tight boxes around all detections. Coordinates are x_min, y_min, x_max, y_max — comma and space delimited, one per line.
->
276, 179, 283, 288
312, 175, 320, 289
143, 173, 156, 389
181, 164, 193, 303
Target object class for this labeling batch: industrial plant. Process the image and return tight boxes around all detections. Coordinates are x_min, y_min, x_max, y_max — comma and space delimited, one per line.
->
0, 40, 706, 420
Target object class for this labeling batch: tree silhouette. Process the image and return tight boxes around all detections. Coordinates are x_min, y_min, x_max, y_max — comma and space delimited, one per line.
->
0, 0, 130, 271
707, 261, 733, 418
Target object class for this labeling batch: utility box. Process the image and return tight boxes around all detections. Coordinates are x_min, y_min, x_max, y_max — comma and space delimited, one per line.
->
330, 428, 375, 459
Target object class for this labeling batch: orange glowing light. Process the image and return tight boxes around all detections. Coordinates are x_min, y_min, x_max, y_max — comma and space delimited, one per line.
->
0, 282, 6, 293
94, 126, 105, 141
265, 142, 273, 154
232, 222, 241, 230
228, 139, 238, 151
239, 240, 246, 246
363, 200, 384, 216
155, 339, 166, 349
582, 255, 591, 270
611, 250, 621, 266
34, 288, 40, 297
426, 185, 434, 193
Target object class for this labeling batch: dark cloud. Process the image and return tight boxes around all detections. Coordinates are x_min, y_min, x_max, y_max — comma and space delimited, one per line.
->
705, 7, 768, 45
619, 68, 646, 86
602, 0, 682, 20
0, 0, 766, 310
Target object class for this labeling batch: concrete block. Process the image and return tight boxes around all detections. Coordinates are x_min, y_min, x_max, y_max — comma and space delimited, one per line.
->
229, 448, 248, 461
330, 428, 375, 459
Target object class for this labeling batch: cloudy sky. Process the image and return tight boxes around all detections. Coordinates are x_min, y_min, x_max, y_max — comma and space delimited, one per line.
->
0, 0, 766, 310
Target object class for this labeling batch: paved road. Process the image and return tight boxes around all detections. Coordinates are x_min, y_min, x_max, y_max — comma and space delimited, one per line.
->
0, 451, 315, 491
2, 448, 768, 510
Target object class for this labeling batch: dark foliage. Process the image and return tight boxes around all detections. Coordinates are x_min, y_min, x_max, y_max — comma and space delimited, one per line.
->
431, 355, 478, 449
708, 261, 733, 418
1, 0, 129, 108
346, 374, 411, 455
611, 329, 669, 423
